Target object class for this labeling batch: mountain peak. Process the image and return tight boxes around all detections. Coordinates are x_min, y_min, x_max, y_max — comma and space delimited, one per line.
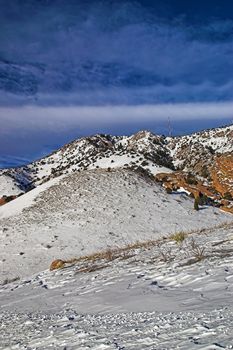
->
0, 124, 232, 212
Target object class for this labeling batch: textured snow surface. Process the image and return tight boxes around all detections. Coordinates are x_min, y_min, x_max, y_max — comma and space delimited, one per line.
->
1, 161, 233, 348
0, 174, 22, 197
0, 169, 231, 282
1, 220, 233, 349
1, 309, 233, 349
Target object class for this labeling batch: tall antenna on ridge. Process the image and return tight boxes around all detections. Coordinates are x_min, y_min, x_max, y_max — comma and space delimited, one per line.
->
167, 117, 173, 137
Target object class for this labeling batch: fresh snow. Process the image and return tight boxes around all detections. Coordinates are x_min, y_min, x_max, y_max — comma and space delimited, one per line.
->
1, 218, 233, 349
0, 168, 231, 282
0, 175, 64, 219
1, 125, 232, 197
1, 125, 233, 349
0, 174, 22, 197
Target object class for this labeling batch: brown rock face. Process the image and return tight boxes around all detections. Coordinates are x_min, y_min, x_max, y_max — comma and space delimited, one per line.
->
155, 172, 218, 199
155, 165, 233, 214
211, 154, 233, 197
0, 198, 6, 206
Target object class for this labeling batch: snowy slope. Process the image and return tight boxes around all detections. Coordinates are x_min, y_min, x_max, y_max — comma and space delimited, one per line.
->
0, 174, 23, 197
0, 168, 34, 197
1, 220, 233, 349
0, 127, 233, 349
0, 168, 231, 283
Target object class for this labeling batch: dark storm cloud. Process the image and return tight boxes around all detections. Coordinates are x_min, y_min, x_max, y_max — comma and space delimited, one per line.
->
0, 0, 233, 105
1, 0, 233, 166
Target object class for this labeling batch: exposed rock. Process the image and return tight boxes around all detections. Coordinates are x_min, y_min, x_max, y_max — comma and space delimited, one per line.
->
0, 125, 232, 213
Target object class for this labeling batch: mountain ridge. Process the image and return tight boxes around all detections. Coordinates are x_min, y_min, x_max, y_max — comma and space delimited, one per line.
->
0, 124, 232, 211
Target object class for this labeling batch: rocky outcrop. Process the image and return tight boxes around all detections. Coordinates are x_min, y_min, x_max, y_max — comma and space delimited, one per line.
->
211, 153, 233, 197
0, 195, 17, 206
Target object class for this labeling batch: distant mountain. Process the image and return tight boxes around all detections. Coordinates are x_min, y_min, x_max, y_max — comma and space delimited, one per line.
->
0, 130, 173, 196
0, 124, 232, 211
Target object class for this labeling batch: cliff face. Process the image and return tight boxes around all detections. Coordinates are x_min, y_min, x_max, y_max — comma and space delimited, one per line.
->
156, 151, 233, 214
211, 153, 233, 197
160, 125, 233, 213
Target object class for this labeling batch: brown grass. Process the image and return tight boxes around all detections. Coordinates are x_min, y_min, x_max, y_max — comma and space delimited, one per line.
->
49, 220, 233, 271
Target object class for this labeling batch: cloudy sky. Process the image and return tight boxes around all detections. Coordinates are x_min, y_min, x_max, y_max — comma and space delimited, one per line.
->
0, 0, 233, 167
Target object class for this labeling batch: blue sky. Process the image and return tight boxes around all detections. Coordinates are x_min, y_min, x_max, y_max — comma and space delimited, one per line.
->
0, 0, 233, 167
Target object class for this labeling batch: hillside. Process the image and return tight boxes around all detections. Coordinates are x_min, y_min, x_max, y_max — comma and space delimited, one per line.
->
167, 124, 233, 171
1, 168, 232, 283
0, 130, 173, 199
0, 126, 232, 205
0, 209, 233, 348
0, 126, 233, 349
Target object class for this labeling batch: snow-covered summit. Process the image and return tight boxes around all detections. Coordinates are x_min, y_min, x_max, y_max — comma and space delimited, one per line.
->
166, 124, 233, 170
0, 124, 232, 198
0, 130, 173, 197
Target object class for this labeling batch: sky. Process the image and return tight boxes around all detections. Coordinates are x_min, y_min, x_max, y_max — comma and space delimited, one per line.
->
0, 0, 233, 167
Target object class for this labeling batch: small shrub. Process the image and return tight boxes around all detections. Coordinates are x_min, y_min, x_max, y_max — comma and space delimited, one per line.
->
198, 193, 209, 205
223, 192, 233, 201
170, 231, 187, 243
141, 160, 149, 166
200, 166, 210, 179
186, 173, 198, 185
165, 187, 172, 194
190, 238, 206, 261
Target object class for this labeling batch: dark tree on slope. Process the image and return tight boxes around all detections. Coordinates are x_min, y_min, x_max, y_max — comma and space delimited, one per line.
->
194, 197, 199, 211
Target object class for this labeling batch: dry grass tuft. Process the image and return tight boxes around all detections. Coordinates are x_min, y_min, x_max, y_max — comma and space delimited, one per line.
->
170, 231, 187, 243
189, 238, 206, 261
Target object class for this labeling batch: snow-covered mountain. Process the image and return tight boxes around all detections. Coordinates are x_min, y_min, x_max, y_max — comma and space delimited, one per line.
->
167, 124, 233, 171
0, 176, 232, 347
0, 130, 174, 198
0, 126, 233, 349
0, 125, 232, 201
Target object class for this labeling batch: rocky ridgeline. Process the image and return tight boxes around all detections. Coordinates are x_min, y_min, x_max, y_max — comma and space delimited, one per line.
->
0, 130, 173, 194
0, 125, 232, 211
161, 125, 233, 213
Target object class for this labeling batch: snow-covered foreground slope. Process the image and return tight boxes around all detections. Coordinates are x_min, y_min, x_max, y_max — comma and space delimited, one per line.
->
1, 221, 233, 349
0, 168, 231, 283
